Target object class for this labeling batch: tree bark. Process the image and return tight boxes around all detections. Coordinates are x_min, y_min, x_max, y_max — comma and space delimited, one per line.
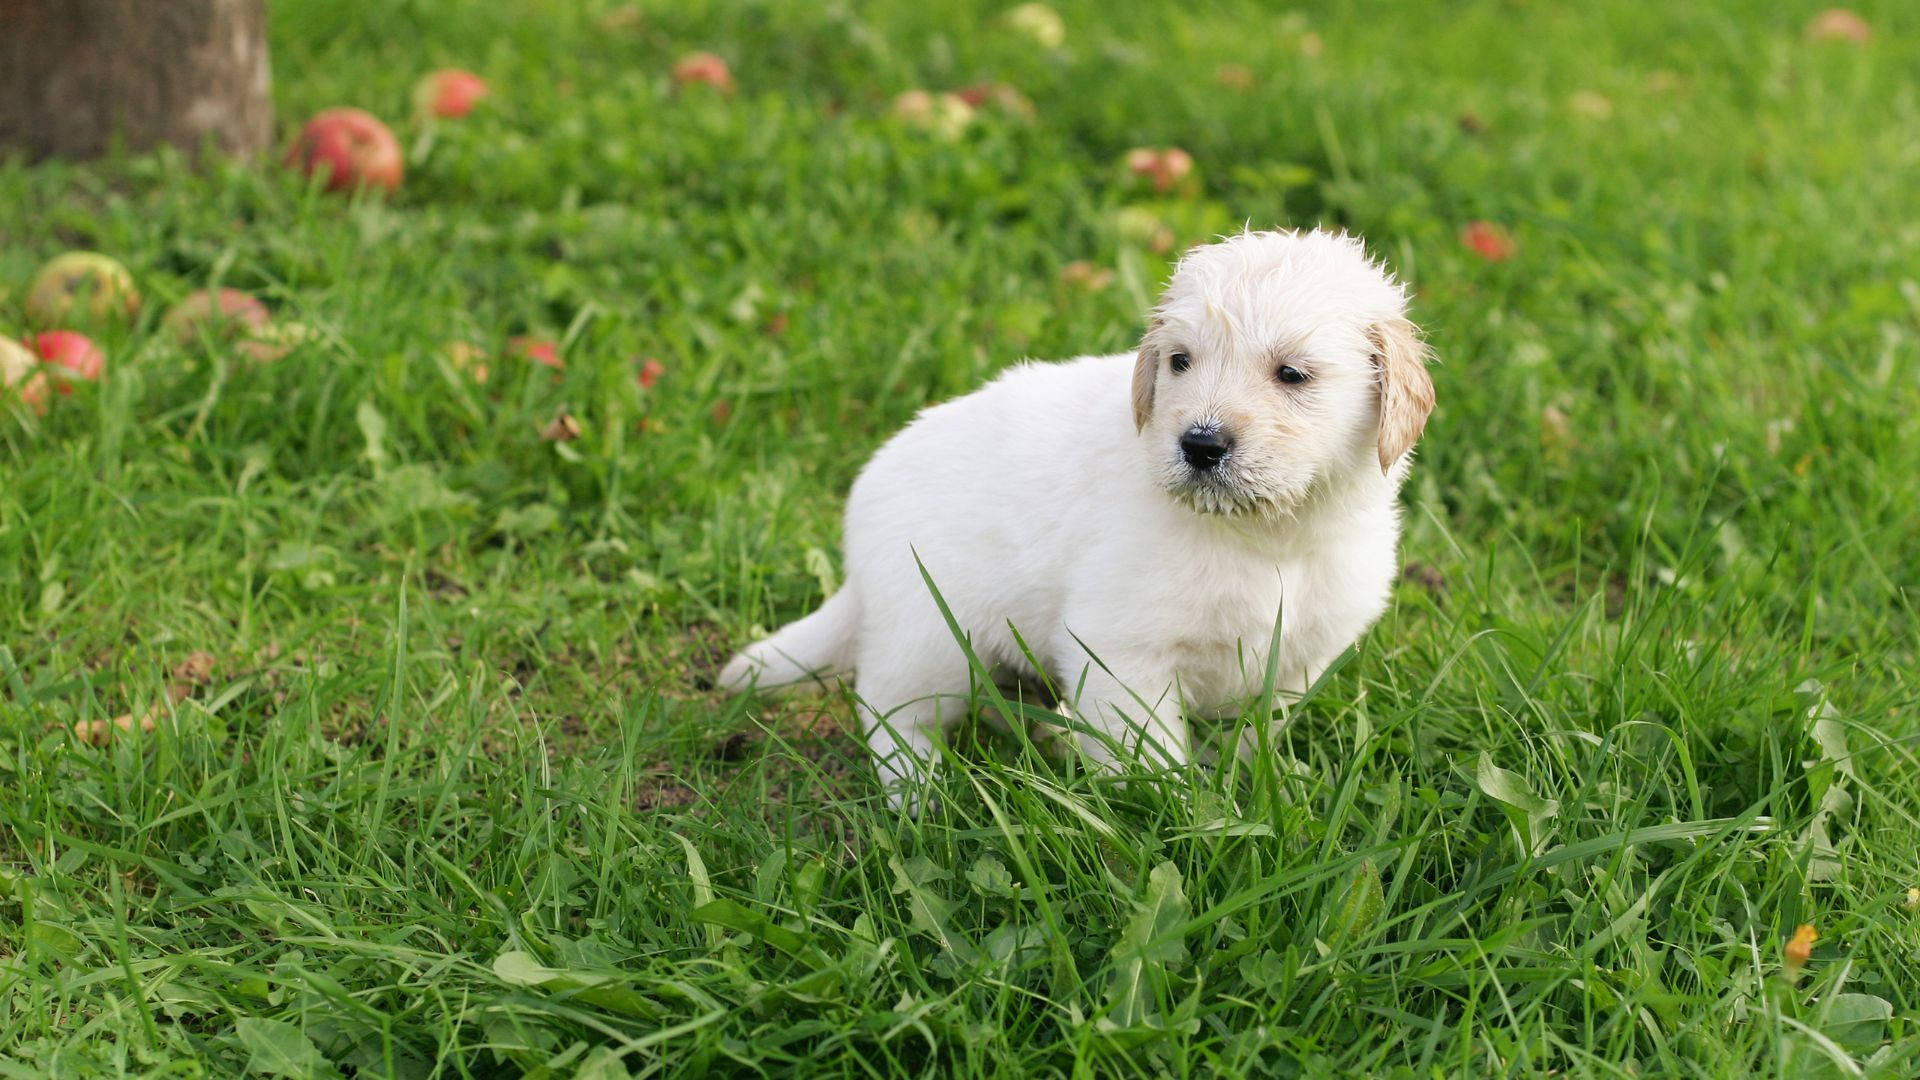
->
0, 0, 271, 162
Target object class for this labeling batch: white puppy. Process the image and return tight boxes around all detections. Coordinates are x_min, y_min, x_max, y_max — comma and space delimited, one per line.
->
720, 229, 1434, 800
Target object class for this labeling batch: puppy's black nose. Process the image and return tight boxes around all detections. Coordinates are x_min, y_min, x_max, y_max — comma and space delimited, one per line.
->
1180, 427, 1233, 470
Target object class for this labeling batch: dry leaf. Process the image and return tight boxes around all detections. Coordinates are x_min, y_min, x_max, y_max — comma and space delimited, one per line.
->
1784, 923, 1817, 977
540, 411, 583, 441
74, 707, 158, 747
174, 651, 216, 684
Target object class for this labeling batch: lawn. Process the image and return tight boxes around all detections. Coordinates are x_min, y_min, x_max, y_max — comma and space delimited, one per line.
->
3, 0, 1918, 1075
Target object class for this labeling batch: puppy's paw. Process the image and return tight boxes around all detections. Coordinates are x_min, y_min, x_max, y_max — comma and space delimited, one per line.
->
883, 783, 937, 819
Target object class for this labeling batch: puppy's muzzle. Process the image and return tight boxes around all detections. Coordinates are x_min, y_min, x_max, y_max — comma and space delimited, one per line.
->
1179, 425, 1233, 471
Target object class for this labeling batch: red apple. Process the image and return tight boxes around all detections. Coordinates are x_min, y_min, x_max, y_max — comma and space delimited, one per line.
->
413, 69, 490, 119
508, 336, 563, 369
1, 337, 49, 413
1460, 220, 1516, 262
32, 331, 106, 392
164, 288, 271, 345
287, 108, 404, 193
673, 52, 734, 93
954, 82, 1035, 118
1125, 147, 1195, 194
26, 252, 140, 325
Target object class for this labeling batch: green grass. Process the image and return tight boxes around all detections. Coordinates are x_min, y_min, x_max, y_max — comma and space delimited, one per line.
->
3, 0, 1918, 1075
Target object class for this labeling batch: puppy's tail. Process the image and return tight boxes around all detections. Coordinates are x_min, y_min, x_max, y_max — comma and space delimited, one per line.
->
717, 589, 858, 694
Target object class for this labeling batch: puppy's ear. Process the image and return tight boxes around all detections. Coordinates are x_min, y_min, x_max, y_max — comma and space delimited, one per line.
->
1131, 340, 1158, 431
1369, 317, 1435, 473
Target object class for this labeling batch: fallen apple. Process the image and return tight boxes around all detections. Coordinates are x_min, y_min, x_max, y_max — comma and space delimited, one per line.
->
892, 90, 975, 140
237, 321, 317, 363
32, 330, 106, 391
1125, 146, 1195, 194
1002, 3, 1066, 48
26, 251, 141, 325
413, 69, 490, 119
1568, 90, 1613, 120
508, 336, 564, 369
1460, 220, 1516, 262
954, 82, 1036, 119
164, 288, 271, 345
445, 341, 491, 383
673, 52, 734, 93
1059, 260, 1114, 292
1806, 8, 1870, 43
287, 107, 404, 193
1214, 64, 1255, 91
1, 337, 49, 413
599, 5, 643, 31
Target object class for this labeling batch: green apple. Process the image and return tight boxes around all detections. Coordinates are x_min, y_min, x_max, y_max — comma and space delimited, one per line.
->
26, 252, 141, 325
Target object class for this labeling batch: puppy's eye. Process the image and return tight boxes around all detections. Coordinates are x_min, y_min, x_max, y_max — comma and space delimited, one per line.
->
1275, 364, 1309, 385
1169, 352, 1191, 374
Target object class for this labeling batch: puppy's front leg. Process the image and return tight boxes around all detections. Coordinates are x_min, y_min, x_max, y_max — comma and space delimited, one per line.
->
861, 703, 939, 812
854, 655, 971, 812
1054, 642, 1190, 773
1231, 661, 1319, 763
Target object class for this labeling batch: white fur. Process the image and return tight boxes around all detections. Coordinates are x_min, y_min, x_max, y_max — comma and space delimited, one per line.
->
720, 229, 1433, 803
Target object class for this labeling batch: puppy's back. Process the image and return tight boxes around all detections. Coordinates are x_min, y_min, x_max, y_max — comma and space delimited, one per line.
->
840, 354, 1140, 639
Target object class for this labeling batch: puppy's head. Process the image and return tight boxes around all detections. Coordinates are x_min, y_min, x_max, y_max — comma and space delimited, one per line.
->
1131, 229, 1434, 515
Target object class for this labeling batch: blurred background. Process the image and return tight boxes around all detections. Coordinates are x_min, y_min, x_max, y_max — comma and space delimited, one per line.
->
2, 2, 1917, 1075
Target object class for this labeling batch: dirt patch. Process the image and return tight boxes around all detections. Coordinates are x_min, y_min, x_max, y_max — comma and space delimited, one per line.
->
634, 771, 702, 812
679, 621, 733, 689
1400, 561, 1447, 595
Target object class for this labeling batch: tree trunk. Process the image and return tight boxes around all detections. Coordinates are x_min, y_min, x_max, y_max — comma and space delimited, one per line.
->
0, 0, 271, 162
